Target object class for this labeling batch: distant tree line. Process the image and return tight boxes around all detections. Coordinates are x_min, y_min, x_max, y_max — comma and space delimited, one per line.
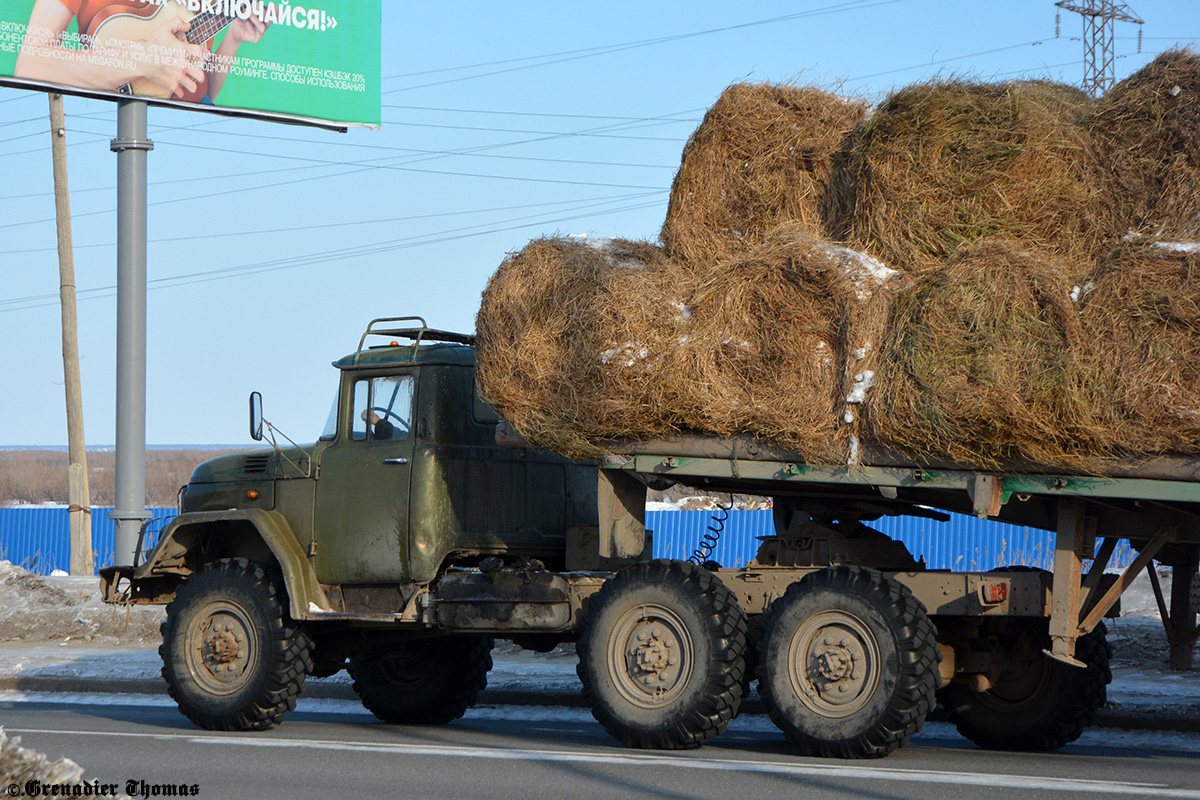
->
0, 450, 243, 507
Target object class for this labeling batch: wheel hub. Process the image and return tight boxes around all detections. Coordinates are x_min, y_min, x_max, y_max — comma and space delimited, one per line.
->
205, 625, 242, 665
816, 643, 853, 682
633, 632, 674, 676
789, 612, 880, 717
609, 606, 694, 709
185, 602, 257, 694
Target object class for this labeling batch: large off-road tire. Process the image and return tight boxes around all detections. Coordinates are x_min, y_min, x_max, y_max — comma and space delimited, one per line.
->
757, 566, 940, 759
939, 619, 1112, 751
349, 636, 493, 724
160, 558, 312, 731
577, 559, 747, 750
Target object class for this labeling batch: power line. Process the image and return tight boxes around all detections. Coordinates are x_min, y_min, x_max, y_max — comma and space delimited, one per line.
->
382, 104, 704, 123
385, 0, 913, 94
376, 119, 687, 142
0, 191, 662, 256
1, 101, 696, 220
0, 197, 667, 313
142, 137, 671, 190
847, 40, 1058, 82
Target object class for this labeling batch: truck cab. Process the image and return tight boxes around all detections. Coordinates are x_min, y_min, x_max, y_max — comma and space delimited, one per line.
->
108, 318, 598, 623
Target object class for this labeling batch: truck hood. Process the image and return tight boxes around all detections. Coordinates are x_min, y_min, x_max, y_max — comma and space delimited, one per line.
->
188, 445, 323, 483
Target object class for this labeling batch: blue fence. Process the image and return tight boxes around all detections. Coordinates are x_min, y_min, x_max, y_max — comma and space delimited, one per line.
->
0, 506, 1134, 575
0, 507, 177, 573
647, 509, 1136, 571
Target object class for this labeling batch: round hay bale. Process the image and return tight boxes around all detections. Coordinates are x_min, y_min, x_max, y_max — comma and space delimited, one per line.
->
660, 83, 867, 268
1079, 243, 1200, 455
866, 241, 1107, 469
838, 80, 1102, 278
676, 224, 901, 464
1090, 49, 1200, 241
474, 236, 689, 456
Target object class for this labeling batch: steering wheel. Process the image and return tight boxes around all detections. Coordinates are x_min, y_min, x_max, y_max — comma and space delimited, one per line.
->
369, 406, 410, 433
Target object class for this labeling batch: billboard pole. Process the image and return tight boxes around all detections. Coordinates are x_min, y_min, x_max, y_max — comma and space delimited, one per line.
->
110, 99, 152, 568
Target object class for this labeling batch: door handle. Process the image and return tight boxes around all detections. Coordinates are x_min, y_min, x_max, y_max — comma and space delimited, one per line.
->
383, 457, 409, 465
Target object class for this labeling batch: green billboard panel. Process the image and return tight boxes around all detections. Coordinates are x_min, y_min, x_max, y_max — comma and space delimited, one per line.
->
0, 0, 380, 130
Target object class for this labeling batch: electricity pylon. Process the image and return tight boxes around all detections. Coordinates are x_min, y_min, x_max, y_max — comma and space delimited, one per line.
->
1055, 1, 1144, 98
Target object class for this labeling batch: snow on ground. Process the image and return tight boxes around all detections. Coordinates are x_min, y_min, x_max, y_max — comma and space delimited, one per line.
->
0, 561, 163, 645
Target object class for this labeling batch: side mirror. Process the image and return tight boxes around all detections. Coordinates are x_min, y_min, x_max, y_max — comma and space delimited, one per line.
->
249, 392, 264, 441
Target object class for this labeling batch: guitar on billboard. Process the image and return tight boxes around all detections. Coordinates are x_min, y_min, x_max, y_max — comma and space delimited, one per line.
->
87, 3, 235, 103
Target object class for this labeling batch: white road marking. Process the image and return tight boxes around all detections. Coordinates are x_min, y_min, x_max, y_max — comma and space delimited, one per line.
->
8, 727, 1200, 798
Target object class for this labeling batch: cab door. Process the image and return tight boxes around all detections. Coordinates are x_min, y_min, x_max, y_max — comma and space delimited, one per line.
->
313, 372, 417, 584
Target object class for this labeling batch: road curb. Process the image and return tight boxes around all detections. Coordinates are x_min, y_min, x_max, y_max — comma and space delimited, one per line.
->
3, 675, 1198, 733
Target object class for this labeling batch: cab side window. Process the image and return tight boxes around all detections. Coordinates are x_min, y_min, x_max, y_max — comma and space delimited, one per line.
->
351, 375, 415, 442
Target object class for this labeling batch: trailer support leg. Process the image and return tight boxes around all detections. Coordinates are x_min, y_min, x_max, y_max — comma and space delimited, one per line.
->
1168, 545, 1198, 672
597, 470, 648, 562
1049, 499, 1087, 666
1079, 531, 1170, 637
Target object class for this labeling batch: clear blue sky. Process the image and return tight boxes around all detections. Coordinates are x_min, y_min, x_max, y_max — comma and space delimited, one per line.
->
0, 0, 1195, 448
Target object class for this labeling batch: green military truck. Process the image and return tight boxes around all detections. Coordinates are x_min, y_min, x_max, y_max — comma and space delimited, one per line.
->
101, 317, 1200, 759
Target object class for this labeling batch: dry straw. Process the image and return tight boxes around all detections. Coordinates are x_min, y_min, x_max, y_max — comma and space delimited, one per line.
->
661, 83, 866, 268
867, 241, 1108, 469
834, 80, 1103, 279
672, 224, 901, 464
1079, 244, 1200, 456
475, 236, 690, 457
1090, 49, 1200, 242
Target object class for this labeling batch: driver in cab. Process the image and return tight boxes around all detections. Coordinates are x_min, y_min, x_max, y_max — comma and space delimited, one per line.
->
361, 409, 395, 441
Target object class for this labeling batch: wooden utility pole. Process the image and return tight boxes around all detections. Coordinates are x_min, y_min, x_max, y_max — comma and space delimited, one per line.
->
49, 93, 92, 576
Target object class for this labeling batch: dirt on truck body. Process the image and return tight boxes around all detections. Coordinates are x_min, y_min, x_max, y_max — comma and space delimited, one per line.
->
102, 318, 1200, 758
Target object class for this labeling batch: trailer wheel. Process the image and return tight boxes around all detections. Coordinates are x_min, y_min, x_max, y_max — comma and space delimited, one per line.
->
349, 636, 493, 724
940, 619, 1111, 751
577, 559, 747, 749
757, 566, 939, 759
160, 558, 312, 731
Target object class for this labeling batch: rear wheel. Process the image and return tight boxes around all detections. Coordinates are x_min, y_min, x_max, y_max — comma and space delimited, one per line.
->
577, 559, 747, 749
160, 558, 312, 731
349, 636, 493, 724
939, 619, 1111, 751
757, 566, 939, 758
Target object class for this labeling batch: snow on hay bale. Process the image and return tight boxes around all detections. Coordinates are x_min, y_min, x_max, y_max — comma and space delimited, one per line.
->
673, 224, 901, 464
1079, 243, 1200, 456
475, 227, 902, 463
1090, 49, 1200, 242
474, 236, 690, 457
833, 79, 1103, 278
660, 83, 867, 267
866, 241, 1108, 469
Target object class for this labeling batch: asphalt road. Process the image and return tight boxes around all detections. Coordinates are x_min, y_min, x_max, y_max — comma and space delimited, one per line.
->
4, 698, 1200, 800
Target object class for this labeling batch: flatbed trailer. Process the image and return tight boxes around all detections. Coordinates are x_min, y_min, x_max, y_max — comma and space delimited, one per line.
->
598, 443, 1200, 669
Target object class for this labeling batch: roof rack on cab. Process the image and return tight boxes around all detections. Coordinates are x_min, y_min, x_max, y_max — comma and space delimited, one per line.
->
353, 316, 476, 365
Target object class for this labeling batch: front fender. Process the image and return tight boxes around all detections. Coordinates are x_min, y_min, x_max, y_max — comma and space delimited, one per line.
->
134, 509, 330, 620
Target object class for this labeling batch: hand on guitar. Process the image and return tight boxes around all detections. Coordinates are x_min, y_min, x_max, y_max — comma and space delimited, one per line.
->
141, 17, 209, 99
226, 15, 270, 47
208, 16, 271, 101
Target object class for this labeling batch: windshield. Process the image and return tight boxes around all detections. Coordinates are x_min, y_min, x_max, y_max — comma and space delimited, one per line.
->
319, 393, 338, 441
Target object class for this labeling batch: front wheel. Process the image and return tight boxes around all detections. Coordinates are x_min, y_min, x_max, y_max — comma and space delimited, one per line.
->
577, 559, 747, 750
939, 619, 1111, 751
159, 558, 312, 731
757, 566, 940, 758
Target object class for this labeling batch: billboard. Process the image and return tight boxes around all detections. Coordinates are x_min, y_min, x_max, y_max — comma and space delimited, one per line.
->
0, 0, 380, 130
